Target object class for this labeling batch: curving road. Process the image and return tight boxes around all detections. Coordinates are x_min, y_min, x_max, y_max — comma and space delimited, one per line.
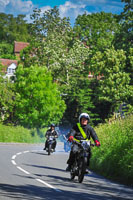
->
0, 142, 132, 200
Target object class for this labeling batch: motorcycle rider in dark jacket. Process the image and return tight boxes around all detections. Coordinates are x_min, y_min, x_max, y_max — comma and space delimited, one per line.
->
43, 124, 58, 151
66, 113, 100, 171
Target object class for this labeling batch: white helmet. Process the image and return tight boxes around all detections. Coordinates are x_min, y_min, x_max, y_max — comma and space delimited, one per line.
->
79, 113, 90, 123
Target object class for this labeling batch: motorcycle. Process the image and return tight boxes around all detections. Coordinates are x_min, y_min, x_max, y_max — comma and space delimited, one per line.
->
46, 136, 57, 155
70, 140, 95, 183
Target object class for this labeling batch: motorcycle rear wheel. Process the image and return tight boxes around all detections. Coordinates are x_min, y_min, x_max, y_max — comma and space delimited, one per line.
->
78, 157, 87, 183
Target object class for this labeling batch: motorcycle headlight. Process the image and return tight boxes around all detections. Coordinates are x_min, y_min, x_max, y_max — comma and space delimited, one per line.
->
82, 141, 90, 149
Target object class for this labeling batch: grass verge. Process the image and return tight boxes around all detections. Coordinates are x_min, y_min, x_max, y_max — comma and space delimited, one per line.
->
90, 114, 133, 186
0, 123, 47, 143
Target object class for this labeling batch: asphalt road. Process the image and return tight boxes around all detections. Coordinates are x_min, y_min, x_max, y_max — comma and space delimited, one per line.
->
0, 142, 132, 200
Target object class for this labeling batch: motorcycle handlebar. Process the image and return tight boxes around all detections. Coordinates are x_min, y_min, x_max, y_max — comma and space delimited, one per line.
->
46, 135, 57, 138
69, 139, 95, 147
90, 143, 95, 147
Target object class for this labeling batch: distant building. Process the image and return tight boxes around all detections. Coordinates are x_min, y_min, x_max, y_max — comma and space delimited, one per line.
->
14, 41, 29, 58
0, 59, 18, 79
0, 41, 29, 79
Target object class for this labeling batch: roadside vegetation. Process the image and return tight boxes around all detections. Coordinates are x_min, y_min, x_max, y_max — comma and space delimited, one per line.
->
90, 115, 133, 186
0, 123, 46, 143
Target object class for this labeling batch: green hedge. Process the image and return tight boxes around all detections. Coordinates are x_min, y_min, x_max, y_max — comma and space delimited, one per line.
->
0, 124, 47, 143
90, 115, 133, 186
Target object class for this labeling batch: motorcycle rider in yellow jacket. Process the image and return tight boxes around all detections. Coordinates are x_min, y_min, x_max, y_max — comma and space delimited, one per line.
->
66, 113, 100, 172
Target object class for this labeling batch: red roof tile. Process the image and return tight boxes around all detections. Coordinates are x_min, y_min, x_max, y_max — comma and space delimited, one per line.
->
0, 59, 18, 67
14, 41, 29, 53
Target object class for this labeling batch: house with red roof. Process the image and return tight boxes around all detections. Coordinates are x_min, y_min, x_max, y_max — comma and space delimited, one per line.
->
14, 41, 29, 58
0, 41, 29, 79
0, 59, 18, 79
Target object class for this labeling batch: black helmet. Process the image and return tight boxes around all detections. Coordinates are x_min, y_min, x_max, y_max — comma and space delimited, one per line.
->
79, 113, 90, 123
51, 123, 55, 127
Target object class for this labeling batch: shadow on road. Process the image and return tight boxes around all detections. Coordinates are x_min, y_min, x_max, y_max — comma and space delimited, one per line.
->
1, 182, 131, 200
24, 164, 66, 173
11, 164, 133, 200
36, 173, 133, 198
31, 152, 50, 156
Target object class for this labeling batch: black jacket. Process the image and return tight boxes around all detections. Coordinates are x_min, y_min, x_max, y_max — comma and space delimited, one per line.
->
69, 123, 99, 142
45, 129, 58, 138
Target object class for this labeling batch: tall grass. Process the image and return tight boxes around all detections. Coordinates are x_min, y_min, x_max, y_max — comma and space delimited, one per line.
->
90, 115, 133, 186
0, 123, 46, 143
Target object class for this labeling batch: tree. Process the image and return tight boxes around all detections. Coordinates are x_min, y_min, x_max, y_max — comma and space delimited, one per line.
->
21, 7, 97, 125
90, 47, 132, 112
114, 0, 133, 51
73, 12, 120, 52
0, 13, 30, 43
62, 78, 99, 125
73, 6, 133, 120
0, 42, 16, 59
21, 6, 72, 70
113, 0, 133, 80
0, 75, 15, 123
14, 65, 66, 128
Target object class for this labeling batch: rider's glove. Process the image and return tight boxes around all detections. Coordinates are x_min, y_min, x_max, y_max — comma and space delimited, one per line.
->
68, 136, 74, 142
95, 140, 100, 146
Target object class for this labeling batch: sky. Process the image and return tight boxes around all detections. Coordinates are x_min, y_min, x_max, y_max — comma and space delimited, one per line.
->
0, 0, 125, 26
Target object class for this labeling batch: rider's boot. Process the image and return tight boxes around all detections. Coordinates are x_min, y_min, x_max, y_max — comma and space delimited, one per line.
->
85, 169, 89, 174
85, 166, 90, 174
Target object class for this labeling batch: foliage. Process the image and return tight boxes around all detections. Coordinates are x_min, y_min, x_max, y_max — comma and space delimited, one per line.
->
90, 114, 133, 185
0, 13, 30, 43
113, 0, 133, 80
114, 0, 133, 51
73, 12, 119, 52
14, 64, 66, 128
0, 13, 30, 58
0, 42, 16, 59
73, 6, 132, 122
73, 11, 127, 122
21, 6, 72, 73
21, 7, 97, 125
0, 123, 47, 143
90, 47, 132, 111
0, 76, 15, 123
62, 78, 98, 125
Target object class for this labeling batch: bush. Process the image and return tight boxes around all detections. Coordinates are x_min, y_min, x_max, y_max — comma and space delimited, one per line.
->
90, 115, 133, 186
0, 123, 47, 143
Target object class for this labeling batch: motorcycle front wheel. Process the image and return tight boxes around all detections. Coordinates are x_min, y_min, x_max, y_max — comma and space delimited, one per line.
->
78, 157, 87, 183
70, 170, 75, 180
48, 144, 51, 155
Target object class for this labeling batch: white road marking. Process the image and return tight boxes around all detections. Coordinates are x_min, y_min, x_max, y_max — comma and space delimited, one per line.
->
12, 155, 16, 159
23, 151, 29, 153
17, 152, 22, 155
17, 166, 30, 175
36, 178, 62, 192
11, 150, 62, 193
11, 160, 16, 165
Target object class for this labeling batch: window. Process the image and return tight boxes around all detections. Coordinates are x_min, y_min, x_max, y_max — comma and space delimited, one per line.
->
7, 68, 12, 74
